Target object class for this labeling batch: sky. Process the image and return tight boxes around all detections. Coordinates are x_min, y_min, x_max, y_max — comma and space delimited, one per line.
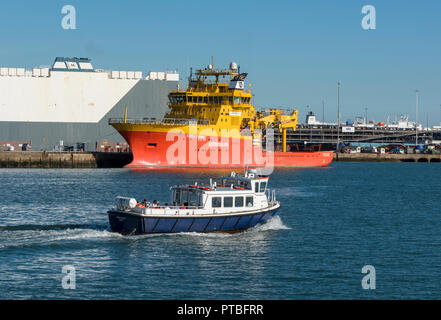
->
0, 0, 440, 125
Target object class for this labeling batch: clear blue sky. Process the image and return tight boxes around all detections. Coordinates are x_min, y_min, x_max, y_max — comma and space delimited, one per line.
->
1, 0, 440, 125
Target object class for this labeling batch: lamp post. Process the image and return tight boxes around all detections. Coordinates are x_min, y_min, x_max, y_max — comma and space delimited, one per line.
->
365, 107, 368, 125
337, 82, 341, 151
415, 90, 419, 145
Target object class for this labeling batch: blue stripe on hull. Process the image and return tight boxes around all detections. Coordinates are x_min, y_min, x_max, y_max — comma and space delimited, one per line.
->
189, 218, 211, 232
205, 217, 226, 232
144, 218, 159, 232
235, 215, 253, 230
259, 212, 273, 224
172, 218, 194, 232
248, 213, 263, 228
221, 216, 240, 231
154, 218, 178, 233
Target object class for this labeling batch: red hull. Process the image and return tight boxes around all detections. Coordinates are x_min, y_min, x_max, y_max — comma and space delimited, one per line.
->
119, 130, 333, 168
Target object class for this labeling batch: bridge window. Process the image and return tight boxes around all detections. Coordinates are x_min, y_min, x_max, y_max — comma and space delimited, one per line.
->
254, 182, 259, 192
260, 181, 267, 193
189, 190, 200, 207
212, 197, 222, 208
223, 197, 233, 208
198, 96, 202, 103
204, 96, 208, 103
234, 96, 241, 104
235, 196, 244, 207
229, 96, 233, 104
209, 96, 214, 103
174, 189, 181, 203
246, 196, 254, 207
188, 96, 193, 103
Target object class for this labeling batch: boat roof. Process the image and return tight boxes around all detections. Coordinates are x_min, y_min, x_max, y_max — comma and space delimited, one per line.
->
171, 170, 269, 193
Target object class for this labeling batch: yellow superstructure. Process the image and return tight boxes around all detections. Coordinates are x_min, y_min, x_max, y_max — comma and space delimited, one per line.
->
113, 62, 299, 152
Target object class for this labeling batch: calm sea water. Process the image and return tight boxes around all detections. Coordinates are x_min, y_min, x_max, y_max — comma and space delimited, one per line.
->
1, 162, 440, 299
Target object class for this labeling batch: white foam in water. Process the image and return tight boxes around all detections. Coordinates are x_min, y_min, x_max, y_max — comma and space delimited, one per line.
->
251, 215, 291, 232
0, 228, 123, 250
0, 216, 290, 249
50, 228, 122, 242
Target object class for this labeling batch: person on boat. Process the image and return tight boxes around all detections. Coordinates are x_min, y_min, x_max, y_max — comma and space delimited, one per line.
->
164, 203, 170, 209
136, 200, 146, 208
151, 200, 160, 208
173, 201, 178, 208
179, 203, 186, 209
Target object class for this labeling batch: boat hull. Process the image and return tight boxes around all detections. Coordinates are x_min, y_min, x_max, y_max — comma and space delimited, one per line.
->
108, 209, 279, 235
115, 129, 333, 168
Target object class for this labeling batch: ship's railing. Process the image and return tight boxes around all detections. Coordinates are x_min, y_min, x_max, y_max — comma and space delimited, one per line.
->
266, 189, 277, 205
109, 117, 210, 126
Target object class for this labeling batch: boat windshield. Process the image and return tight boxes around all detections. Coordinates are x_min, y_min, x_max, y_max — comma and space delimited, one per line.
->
173, 188, 202, 207
221, 178, 251, 190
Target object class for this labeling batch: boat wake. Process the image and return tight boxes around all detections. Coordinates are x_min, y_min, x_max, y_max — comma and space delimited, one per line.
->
0, 224, 121, 250
0, 223, 99, 232
0, 216, 290, 250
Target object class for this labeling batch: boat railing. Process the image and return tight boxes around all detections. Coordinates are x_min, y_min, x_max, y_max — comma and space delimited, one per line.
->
266, 189, 277, 205
142, 205, 203, 215
109, 118, 210, 126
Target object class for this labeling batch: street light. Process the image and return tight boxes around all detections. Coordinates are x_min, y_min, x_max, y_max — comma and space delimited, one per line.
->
416, 90, 419, 145
337, 82, 341, 151
365, 107, 368, 125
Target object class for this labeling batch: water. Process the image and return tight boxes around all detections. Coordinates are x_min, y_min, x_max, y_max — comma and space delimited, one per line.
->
0, 163, 440, 299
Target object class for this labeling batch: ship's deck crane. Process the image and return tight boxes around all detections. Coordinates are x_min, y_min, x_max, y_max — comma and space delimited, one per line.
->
251, 109, 298, 152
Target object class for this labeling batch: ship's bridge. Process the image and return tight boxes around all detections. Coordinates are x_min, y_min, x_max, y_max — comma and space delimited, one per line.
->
165, 62, 255, 129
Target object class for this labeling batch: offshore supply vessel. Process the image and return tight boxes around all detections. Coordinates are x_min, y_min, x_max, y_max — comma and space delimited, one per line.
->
0, 57, 178, 151
109, 62, 333, 168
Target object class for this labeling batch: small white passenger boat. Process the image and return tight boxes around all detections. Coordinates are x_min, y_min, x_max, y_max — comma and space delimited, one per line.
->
108, 169, 280, 234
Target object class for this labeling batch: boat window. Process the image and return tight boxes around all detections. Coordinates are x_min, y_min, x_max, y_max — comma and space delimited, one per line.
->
198, 96, 202, 103
189, 190, 199, 207
212, 197, 222, 208
204, 96, 208, 103
188, 96, 193, 103
174, 189, 181, 203
229, 96, 233, 104
181, 190, 188, 203
235, 196, 244, 207
234, 96, 241, 104
260, 181, 267, 193
214, 96, 219, 104
223, 197, 233, 208
246, 196, 254, 207
254, 182, 259, 193
209, 96, 214, 103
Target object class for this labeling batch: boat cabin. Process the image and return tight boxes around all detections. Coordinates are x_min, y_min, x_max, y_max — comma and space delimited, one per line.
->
169, 170, 271, 213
